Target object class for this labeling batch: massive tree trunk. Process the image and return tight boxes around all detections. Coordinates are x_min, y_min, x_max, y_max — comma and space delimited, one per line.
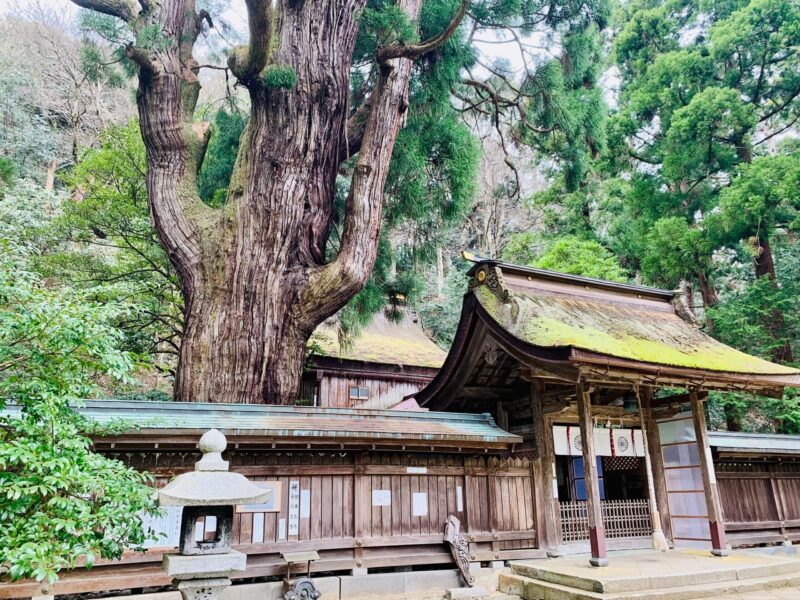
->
754, 234, 794, 363
72, 0, 448, 403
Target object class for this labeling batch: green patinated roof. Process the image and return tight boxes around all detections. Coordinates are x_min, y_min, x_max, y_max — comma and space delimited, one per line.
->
474, 284, 799, 376
2, 400, 520, 447
311, 310, 446, 369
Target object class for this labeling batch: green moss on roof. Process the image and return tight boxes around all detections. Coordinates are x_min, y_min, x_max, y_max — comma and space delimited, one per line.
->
474, 285, 799, 375
310, 311, 446, 369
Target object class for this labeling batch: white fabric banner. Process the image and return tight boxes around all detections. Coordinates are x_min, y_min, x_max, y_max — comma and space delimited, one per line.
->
552, 426, 645, 457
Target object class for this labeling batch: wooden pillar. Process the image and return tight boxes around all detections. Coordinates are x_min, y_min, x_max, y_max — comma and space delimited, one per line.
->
531, 379, 561, 555
577, 383, 607, 567
690, 390, 729, 556
353, 452, 368, 574
635, 387, 669, 551
642, 387, 672, 541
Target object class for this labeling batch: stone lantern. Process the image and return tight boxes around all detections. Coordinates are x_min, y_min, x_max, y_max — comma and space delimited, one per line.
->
158, 429, 269, 600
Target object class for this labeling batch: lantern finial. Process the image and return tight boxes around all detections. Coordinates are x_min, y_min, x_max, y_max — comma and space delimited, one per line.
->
197, 428, 228, 471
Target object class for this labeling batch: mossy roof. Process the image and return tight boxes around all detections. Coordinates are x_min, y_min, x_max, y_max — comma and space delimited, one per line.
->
311, 310, 446, 369
474, 284, 799, 376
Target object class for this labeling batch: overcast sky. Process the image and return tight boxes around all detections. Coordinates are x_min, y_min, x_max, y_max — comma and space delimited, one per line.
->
4, 0, 539, 72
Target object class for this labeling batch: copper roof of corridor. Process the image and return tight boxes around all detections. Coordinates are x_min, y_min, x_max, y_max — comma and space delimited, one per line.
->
24, 399, 521, 451
414, 257, 800, 410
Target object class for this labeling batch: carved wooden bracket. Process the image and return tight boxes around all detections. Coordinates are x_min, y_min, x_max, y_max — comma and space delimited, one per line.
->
444, 515, 474, 587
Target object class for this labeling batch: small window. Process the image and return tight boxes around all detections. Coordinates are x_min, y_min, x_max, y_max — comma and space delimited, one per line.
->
348, 386, 369, 402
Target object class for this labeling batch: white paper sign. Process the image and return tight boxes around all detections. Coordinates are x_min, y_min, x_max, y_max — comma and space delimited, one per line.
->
300, 489, 311, 518
552, 478, 559, 498
372, 490, 391, 506
252, 513, 265, 543
141, 506, 182, 548
412, 492, 428, 516
288, 480, 300, 535
278, 518, 287, 540
407, 466, 428, 474
456, 486, 463, 512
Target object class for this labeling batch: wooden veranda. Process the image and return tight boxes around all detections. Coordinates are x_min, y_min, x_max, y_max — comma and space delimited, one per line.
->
412, 256, 800, 567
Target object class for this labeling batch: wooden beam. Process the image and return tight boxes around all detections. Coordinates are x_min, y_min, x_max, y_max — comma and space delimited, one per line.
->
650, 390, 708, 408
690, 390, 729, 556
577, 383, 608, 567
458, 386, 522, 400
531, 379, 561, 555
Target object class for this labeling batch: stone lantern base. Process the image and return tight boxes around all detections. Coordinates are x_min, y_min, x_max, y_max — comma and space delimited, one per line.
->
176, 577, 231, 600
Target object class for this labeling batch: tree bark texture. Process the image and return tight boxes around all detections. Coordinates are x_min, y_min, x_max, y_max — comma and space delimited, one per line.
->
754, 234, 794, 363
89, 0, 428, 403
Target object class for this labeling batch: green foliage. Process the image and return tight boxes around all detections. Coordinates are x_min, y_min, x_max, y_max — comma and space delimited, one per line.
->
50, 122, 183, 361
416, 260, 469, 348
662, 88, 756, 181
534, 236, 628, 282
0, 70, 61, 182
262, 65, 298, 90
357, 1, 419, 56
0, 157, 14, 188
718, 152, 800, 241
0, 183, 158, 584
639, 217, 714, 288
198, 108, 246, 205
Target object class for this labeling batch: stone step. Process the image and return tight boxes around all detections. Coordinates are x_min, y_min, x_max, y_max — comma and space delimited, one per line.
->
509, 557, 800, 594
499, 571, 800, 600
446, 587, 520, 600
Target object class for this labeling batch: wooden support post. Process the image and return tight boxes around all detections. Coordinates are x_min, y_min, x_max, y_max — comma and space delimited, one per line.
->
577, 383, 608, 567
353, 452, 368, 574
635, 386, 669, 552
531, 379, 561, 556
642, 387, 672, 542
690, 390, 729, 556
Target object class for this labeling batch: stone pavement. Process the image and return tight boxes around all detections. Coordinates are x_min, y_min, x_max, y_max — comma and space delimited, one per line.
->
502, 548, 800, 599
702, 589, 800, 600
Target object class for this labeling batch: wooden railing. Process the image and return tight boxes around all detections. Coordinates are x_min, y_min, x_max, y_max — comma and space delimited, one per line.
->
559, 499, 651, 542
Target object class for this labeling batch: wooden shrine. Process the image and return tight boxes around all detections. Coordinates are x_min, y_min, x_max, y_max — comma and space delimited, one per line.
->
412, 257, 800, 566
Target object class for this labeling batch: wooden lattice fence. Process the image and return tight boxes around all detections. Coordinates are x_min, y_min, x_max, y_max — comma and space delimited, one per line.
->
559, 499, 651, 542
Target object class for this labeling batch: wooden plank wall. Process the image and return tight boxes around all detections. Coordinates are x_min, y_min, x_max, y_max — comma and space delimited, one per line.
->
319, 375, 425, 409
716, 459, 800, 546
106, 450, 540, 578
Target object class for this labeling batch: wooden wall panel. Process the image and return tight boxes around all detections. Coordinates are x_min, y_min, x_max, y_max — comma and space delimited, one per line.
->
7, 450, 547, 599
320, 375, 424, 409
716, 459, 800, 546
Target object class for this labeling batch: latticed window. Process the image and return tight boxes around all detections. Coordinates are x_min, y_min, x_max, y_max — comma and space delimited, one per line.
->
348, 386, 369, 402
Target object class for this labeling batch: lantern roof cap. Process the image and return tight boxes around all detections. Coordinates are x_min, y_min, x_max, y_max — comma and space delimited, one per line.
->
158, 429, 269, 507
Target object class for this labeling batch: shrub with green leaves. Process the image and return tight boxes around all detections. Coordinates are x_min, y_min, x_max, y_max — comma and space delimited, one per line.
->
0, 185, 158, 585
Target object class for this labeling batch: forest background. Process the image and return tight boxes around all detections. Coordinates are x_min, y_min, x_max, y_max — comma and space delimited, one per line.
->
2, 0, 800, 431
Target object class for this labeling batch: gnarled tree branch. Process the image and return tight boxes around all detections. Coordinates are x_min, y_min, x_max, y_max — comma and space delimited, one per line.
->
377, 0, 469, 62
70, 0, 138, 22
228, 0, 272, 82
